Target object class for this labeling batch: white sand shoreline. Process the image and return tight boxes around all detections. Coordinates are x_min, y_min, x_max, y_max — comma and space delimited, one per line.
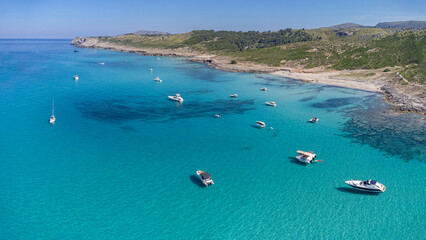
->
272, 70, 383, 93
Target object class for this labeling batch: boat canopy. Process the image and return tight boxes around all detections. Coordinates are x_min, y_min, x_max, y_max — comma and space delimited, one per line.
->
297, 150, 315, 157
366, 180, 377, 185
200, 172, 211, 179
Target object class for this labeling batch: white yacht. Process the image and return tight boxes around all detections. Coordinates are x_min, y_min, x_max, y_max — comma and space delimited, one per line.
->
196, 170, 214, 186
168, 93, 183, 102
154, 77, 162, 82
256, 121, 266, 128
260, 87, 268, 91
99, 62, 105, 65
229, 94, 238, 98
265, 101, 277, 107
295, 150, 317, 163
73, 75, 79, 81
49, 99, 55, 124
345, 179, 386, 192
309, 117, 319, 123
215, 114, 221, 118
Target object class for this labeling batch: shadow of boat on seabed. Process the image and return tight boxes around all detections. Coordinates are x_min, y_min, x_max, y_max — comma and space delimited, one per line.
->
335, 187, 381, 195
189, 175, 206, 188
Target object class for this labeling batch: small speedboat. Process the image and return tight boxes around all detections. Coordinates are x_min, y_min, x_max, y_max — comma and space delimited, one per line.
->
260, 87, 268, 91
154, 77, 162, 82
196, 170, 214, 186
168, 94, 183, 102
215, 114, 221, 118
345, 179, 386, 192
295, 150, 317, 163
73, 75, 79, 80
265, 101, 277, 107
229, 94, 238, 98
309, 117, 319, 123
99, 62, 105, 65
49, 99, 55, 124
256, 121, 266, 128
150, 68, 153, 72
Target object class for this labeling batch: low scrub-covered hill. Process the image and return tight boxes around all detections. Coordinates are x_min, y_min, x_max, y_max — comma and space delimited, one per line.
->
82, 27, 425, 84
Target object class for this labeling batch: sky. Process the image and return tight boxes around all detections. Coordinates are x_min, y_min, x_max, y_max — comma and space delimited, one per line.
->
0, 0, 425, 38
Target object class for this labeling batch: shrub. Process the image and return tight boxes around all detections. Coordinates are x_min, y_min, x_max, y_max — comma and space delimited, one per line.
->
230, 60, 237, 64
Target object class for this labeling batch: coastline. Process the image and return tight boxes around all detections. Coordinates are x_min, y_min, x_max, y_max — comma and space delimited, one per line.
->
71, 37, 425, 114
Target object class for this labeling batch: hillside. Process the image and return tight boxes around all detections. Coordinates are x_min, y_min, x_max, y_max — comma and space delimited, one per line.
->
73, 27, 425, 84
235, 29, 425, 84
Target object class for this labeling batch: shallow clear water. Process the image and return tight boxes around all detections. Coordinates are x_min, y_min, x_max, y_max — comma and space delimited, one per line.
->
0, 39, 425, 239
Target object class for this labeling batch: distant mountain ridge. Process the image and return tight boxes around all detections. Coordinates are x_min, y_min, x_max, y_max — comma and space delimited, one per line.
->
329, 21, 426, 29
329, 23, 364, 29
133, 30, 170, 35
375, 21, 426, 29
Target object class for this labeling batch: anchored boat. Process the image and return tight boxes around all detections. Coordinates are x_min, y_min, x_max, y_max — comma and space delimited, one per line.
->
168, 93, 183, 102
229, 94, 238, 98
309, 117, 319, 123
196, 170, 214, 186
256, 121, 266, 128
154, 77, 162, 82
295, 150, 317, 163
265, 101, 277, 107
260, 87, 268, 91
345, 179, 386, 192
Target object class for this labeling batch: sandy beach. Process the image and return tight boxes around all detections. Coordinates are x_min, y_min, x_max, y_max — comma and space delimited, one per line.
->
272, 69, 382, 92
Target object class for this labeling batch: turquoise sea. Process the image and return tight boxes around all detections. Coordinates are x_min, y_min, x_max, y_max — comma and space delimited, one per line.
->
0, 39, 425, 239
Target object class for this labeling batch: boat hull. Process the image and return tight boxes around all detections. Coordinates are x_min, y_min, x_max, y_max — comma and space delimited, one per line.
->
345, 180, 385, 192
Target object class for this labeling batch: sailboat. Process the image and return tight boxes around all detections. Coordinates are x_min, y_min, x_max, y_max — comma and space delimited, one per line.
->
49, 99, 56, 124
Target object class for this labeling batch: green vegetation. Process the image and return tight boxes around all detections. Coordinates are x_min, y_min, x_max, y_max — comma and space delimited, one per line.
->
234, 29, 425, 83
95, 27, 425, 84
182, 29, 314, 52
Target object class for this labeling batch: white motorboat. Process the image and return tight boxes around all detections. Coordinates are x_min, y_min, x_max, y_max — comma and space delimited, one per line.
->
265, 101, 277, 107
154, 77, 162, 82
260, 87, 268, 91
215, 114, 221, 118
196, 170, 214, 186
168, 93, 183, 102
229, 94, 238, 98
99, 62, 105, 65
345, 179, 386, 192
256, 121, 266, 128
309, 117, 319, 123
150, 68, 153, 72
49, 99, 55, 124
73, 75, 79, 80
295, 150, 317, 163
